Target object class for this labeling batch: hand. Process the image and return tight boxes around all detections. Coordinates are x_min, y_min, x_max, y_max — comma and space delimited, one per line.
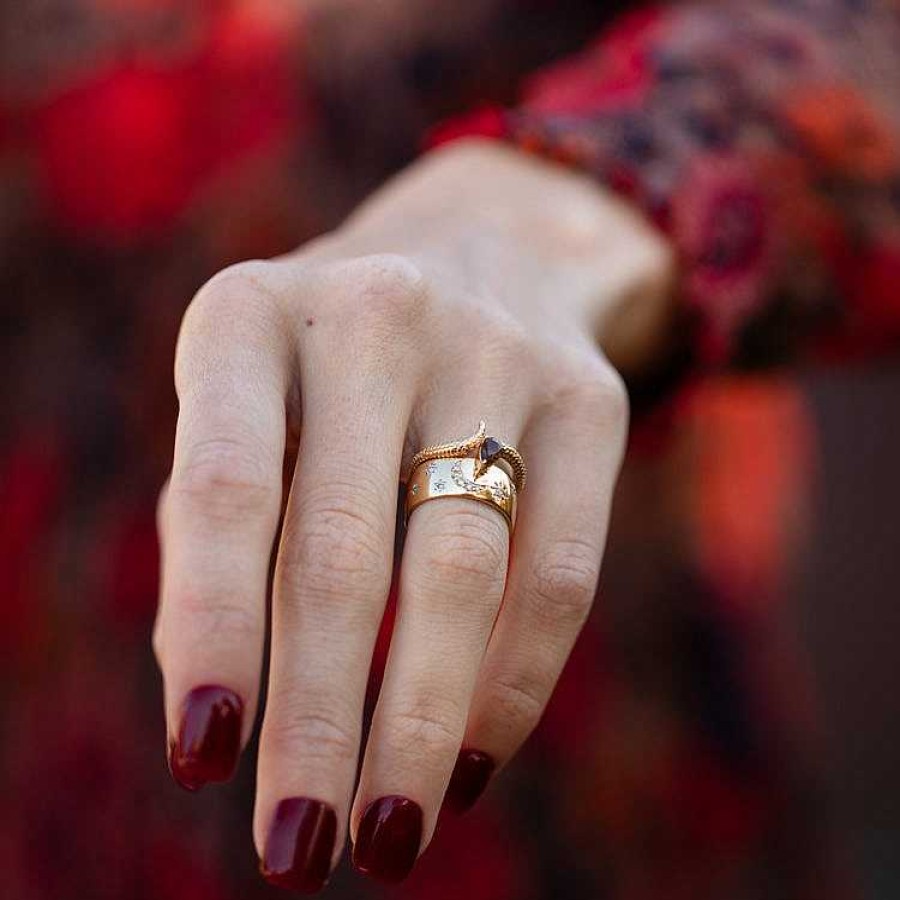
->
154, 139, 673, 889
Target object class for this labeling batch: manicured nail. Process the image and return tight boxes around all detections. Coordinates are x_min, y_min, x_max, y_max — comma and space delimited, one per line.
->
352, 796, 422, 884
260, 798, 337, 894
444, 749, 495, 814
167, 685, 243, 791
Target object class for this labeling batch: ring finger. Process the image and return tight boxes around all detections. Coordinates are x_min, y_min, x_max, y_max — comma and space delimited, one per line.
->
350, 399, 529, 883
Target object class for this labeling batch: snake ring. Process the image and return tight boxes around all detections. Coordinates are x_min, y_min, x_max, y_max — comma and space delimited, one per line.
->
405, 422, 526, 529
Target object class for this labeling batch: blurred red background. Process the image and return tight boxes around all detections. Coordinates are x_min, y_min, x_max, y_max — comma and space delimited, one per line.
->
0, 2, 898, 899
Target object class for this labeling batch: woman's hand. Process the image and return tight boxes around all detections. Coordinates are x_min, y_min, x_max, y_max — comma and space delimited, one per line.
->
154, 139, 673, 889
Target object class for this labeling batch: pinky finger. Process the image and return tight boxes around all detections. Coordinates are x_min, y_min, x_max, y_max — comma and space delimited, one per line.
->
446, 374, 628, 812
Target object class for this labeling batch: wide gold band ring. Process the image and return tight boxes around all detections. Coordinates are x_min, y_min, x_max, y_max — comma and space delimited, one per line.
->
405, 422, 526, 530
405, 457, 517, 528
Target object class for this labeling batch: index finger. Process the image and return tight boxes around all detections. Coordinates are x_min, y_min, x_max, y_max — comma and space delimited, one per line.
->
156, 262, 293, 790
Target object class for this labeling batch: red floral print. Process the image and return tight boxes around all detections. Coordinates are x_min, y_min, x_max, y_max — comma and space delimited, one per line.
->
439, 0, 900, 368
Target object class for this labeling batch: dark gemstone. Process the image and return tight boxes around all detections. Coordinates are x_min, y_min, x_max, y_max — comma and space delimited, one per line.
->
479, 438, 503, 461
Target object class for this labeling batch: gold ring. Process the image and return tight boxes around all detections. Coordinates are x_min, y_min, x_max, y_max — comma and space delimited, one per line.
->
405, 422, 526, 529
409, 421, 526, 493
406, 457, 517, 528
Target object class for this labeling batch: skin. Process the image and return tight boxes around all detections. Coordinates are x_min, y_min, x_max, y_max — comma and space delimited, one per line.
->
153, 139, 675, 873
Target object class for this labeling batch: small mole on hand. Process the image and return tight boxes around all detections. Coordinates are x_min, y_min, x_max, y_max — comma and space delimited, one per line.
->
305, 317, 315, 327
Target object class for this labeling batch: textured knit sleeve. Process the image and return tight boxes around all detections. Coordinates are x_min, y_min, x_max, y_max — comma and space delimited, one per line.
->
432, 1, 900, 368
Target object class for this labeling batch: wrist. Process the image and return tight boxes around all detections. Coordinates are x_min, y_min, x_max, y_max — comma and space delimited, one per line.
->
339, 139, 677, 372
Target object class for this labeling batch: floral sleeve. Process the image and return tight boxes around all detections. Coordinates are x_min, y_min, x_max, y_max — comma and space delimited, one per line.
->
432, 1, 900, 368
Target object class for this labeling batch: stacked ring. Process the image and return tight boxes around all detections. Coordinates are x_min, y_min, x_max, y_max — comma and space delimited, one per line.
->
405, 422, 526, 530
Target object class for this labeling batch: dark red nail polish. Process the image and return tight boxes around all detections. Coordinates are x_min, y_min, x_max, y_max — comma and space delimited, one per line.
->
352, 796, 422, 884
444, 749, 495, 814
168, 685, 242, 791
261, 798, 337, 894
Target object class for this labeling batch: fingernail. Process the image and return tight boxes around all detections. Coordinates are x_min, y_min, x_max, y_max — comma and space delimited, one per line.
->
167, 685, 243, 791
352, 795, 422, 884
260, 798, 337, 894
444, 749, 495, 814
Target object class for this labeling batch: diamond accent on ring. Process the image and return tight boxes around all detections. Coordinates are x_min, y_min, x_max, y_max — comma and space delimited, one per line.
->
490, 481, 509, 503
448, 460, 512, 502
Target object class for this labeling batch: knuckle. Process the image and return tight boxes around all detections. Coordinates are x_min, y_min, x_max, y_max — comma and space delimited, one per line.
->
487, 316, 534, 365
280, 497, 389, 605
265, 706, 358, 766
175, 591, 261, 650
545, 362, 629, 466
207, 259, 280, 291
175, 260, 289, 398
330, 253, 430, 330
489, 671, 547, 731
574, 367, 630, 435
172, 437, 278, 521
487, 325, 539, 387
182, 260, 282, 335
417, 507, 507, 594
526, 540, 600, 631
458, 308, 536, 383
384, 697, 465, 758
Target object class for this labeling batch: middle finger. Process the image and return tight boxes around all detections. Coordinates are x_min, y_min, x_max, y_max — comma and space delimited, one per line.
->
254, 272, 421, 891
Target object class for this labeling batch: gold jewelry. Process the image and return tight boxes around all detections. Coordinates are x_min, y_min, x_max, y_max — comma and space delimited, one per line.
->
409, 421, 526, 493
405, 457, 517, 528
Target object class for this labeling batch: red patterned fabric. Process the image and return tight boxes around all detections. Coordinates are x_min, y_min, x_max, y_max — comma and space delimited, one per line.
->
434, 1, 900, 367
